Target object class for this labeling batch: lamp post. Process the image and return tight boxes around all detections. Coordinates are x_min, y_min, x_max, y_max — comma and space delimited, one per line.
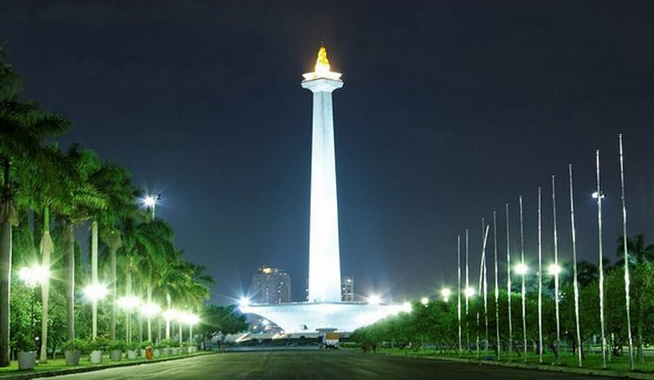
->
618, 134, 635, 370
457, 234, 462, 356
140, 302, 161, 342
518, 195, 527, 362
493, 212, 500, 359
465, 229, 470, 352
594, 150, 607, 369
505, 204, 514, 362
18, 265, 49, 351
568, 164, 583, 367
551, 175, 561, 365
143, 194, 161, 220
537, 188, 543, 364
117, 295, 141, 344
83, 283, 108, 339
441, 288, 452, 303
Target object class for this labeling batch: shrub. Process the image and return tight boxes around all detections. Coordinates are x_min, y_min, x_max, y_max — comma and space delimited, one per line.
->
139, 340, 152, 349
12, 333, 35, 352
108, 340, 125, 351
62, 339, 86, 352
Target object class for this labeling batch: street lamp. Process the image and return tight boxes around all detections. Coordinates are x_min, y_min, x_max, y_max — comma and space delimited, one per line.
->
83, 282, 108, 339
142, 194, 161, 220
514, 263, 528, 275
117, 295, 141, 344
464, 287, 475, 298
18, 265, 50, 349
238, 297, 250, 308
441, 288, 452, 303
594, 149, 607, 369
367, 295, 382, 305
140, 302, 161, 342
420, 297, 429, 306
547, 264, 562, 276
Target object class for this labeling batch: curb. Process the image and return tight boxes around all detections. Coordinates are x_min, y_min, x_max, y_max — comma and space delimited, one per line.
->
0, 352, 216, 380
381, 352, 653, 380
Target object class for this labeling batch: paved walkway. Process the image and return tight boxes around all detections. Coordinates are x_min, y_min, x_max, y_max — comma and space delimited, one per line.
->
50, 349, 610, 379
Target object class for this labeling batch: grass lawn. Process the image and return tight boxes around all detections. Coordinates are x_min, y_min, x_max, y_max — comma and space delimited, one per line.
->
0, 351, 209, 377
377, 348, 654, 373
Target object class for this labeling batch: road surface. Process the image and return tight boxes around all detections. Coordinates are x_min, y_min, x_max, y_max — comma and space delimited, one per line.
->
51, 350, 607, 379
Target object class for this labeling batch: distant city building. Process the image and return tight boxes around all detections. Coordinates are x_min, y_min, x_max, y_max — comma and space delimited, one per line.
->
341, 276, 354, 302
251, 266, 292, 304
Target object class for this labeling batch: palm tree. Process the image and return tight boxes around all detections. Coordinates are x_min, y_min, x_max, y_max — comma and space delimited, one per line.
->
91, 162, 137, 339
0, 48, 69, 365
57, 146, 106, 340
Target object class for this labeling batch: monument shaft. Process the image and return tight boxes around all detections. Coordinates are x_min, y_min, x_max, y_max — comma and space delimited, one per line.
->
302, 48, 344, 303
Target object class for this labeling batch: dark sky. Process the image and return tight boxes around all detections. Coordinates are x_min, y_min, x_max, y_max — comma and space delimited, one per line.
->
2, 0, 654, 304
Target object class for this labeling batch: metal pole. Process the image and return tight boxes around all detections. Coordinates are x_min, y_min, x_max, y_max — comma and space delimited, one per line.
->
493, 212, 501, 359
537, 187, 543, 363
457, 234, 462, 356
519, 195, 527, 362
506, 204, 513, 362
483, 225, 490, 354
465, 229, 470, 353
551, 175, 561, 364
596, 150, 607, 369
618, 134, 635, 370
568, 164, 583, 367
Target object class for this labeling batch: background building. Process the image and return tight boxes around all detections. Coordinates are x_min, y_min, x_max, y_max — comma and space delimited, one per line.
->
341, 276, 354, 302
251, 266, 292, 304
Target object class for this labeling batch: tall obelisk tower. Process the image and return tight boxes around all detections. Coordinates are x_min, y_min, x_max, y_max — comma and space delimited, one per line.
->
302, 46, 343, 303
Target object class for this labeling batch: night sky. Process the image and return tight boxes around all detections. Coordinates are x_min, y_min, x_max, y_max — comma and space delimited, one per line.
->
2, 1, 654, 304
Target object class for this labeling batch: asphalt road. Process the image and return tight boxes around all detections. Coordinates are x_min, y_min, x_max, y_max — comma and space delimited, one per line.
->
51, 350, 608, 380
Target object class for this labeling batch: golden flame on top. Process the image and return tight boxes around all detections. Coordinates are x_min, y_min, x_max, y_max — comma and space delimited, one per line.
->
315, 46, 331, 74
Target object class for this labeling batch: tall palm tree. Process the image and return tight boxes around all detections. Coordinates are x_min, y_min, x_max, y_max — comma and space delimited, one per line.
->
0, 48, 69, 365
57, 146, 106, 340
91, 163, 137, 339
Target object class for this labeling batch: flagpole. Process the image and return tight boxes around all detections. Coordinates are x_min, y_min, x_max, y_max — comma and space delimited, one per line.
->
569, 164, 583, 367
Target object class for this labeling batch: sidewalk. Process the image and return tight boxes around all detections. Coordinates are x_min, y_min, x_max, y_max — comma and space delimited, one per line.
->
0, 351, 214, 380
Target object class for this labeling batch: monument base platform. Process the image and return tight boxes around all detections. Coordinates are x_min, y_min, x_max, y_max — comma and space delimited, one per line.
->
239, 302, 409, 333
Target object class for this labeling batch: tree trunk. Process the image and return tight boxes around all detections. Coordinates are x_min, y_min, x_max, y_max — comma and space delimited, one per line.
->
39, 207, 52, 362
66, 222, 75, 340
0, 220, 12, 366
110, 245, 117, 340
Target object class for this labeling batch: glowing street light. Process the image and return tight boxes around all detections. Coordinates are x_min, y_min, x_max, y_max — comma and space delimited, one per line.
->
548, 263, 562, 276
83, 283, 109, 302
401, 302, 412, 313
238, 297, 250, 308
18, 265, 50, 288
441, 288, 452, 302
367, 295, 382, 305
142, 194, 161, 219
464, 287, 475, 298
139, 302, 161, 318
515, 262, 528, 275
117, 295, 141, 310
162, 309, 179, 321
420, 297, 429, 306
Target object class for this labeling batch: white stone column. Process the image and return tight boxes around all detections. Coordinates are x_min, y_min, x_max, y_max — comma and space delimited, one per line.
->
302, 76, 343, 303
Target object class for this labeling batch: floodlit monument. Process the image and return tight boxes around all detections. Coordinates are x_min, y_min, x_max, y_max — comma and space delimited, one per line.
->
240, 46, 408, 334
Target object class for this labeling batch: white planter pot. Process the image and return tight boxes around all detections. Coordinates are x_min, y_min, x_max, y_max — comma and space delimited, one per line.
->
127, 350, 138, 360
189, 346, 196, 353
64, 350, 80, 366
172, 348, 180, 355
153, 349, 160, 358
90, 350, 103, 364
17, 351, 36, 370
110, 349, 122, 361
181, 346, 189, 354
140, 349, 146, 358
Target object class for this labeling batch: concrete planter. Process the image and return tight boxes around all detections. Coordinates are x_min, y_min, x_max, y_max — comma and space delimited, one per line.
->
189, 346, 196, 353
181, 346, 189, 354
153, 349, 160, 358
140, 349, 146, 358
64, 350, 81, 366
127, 350, 138, 360
172, 347, 180, 355
17, 351, 36, 370
110, 349, 122, 361
89, 350, 103, 364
